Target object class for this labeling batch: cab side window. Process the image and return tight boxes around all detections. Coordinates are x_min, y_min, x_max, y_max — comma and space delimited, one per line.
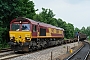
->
33, 25, 37, 32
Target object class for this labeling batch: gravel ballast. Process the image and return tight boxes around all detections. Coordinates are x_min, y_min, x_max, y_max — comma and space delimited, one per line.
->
9, 42, 82, 60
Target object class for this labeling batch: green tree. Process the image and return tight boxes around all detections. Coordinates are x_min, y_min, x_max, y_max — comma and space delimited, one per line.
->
80, 26, 86, 34
57, 19, 74, 38
66, 23, 74, 38
33, 8, 56, 26
85, 26, 90, 40
0, 0, 20, 48
18, 0, 36, 18
61, 23, 74, 39
57, 18, 66, 28
0, 0, 36, 48
49, 18, 58, 26
74, 27, 80, 33
0, 0, 36, 27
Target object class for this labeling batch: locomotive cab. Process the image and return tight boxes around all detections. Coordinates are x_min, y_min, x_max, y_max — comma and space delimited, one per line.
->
9, 17, 32, 52
10, 23, 31, 42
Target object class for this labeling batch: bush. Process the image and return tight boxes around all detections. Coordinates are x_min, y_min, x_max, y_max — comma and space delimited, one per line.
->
0, 27, 9, 48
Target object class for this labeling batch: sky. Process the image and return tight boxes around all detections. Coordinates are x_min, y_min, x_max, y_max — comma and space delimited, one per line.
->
32, 0, 90, 29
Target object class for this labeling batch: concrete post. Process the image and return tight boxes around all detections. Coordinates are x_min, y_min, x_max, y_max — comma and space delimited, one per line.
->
78, 36, 79, 44
51, 51, 52, 60
67, 46, 68, 53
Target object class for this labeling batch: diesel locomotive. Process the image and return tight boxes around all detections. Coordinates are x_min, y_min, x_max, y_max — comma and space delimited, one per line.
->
9, 17, 64, 52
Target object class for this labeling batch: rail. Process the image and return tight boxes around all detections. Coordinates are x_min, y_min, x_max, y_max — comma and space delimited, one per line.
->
64, 41, 90, 60
0, 48, 12, 53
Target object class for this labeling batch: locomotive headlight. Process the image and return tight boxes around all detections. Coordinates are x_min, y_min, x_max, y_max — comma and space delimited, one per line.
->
26, 37, 30, 40
25, 37, 30, 40
26, 38, 30, 40
25, 34, 31, 41
10, 36, 15, 40
11, 37, 13, 39
19, 35, 21, 38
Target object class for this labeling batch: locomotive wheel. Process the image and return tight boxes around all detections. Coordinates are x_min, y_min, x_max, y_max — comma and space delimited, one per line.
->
31, 46, 35, 51
29, 48, 32, 52
44, 44, 47, 48
40, 45, 43, 50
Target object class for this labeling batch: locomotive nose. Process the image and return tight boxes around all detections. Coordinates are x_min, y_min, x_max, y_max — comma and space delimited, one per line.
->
9, 31, 31, 43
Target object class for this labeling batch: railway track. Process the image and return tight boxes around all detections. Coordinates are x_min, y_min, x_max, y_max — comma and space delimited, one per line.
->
0, 42, 76, 60
0, 41, 83, 60
0, 52, 22, 60
0, 40, 80, 60
64, 41, 90, 60
0, 47, 51, 60
0, 45, 56, 60
0, 41, 87, 60
86, 53, 90, 60
0, 48, 12, 53
0, 48, 22, 60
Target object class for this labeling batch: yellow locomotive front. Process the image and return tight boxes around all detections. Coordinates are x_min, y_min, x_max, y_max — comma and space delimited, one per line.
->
9, 18, 32, 52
